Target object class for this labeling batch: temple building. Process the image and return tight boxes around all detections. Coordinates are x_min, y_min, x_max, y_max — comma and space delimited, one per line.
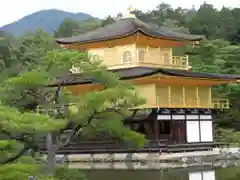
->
52, 9, 240, 153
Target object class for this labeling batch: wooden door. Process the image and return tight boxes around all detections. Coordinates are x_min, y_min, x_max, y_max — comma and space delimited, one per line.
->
172, 120, 186, 144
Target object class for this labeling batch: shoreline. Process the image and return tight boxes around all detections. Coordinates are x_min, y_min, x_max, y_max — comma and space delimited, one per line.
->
42, 147, 240, 169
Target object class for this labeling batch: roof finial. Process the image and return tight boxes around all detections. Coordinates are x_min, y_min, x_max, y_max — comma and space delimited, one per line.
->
127, 5, 136, 13
121, 5, 136, 19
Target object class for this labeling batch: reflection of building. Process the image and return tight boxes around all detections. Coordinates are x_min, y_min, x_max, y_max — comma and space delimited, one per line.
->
189, 170, 215, 180
53, 9, 240, 153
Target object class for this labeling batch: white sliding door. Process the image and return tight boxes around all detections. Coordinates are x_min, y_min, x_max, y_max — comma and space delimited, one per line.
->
186, 121, 200, 142
200, 121, 213, 142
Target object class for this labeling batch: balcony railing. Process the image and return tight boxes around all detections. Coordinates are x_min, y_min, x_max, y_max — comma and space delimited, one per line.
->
108, 54, 190, 70
156, 96, 229, 109
212, 99, 230, 109
172, 55, 189, 67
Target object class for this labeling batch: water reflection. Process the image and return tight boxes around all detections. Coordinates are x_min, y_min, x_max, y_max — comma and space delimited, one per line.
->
84, 167, 240, 180
189, 171, 215, 180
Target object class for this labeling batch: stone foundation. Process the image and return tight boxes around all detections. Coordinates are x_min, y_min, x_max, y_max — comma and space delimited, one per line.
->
41, 148, 240, 169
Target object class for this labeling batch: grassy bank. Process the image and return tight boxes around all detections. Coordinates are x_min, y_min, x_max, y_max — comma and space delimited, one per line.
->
215, 128, 240, 147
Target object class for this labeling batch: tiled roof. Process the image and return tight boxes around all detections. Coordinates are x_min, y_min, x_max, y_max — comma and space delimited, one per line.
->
56, 17, 203, 44
47, 67, 240, 87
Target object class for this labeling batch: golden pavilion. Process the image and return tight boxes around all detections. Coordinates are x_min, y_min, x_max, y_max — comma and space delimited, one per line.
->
52, 9, 240, 153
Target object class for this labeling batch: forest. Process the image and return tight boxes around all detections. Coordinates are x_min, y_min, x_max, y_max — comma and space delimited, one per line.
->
0, 2, 240, 180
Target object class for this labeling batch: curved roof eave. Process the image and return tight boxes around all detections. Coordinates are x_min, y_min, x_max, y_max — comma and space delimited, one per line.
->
56, 28, 202, 45
46, 67, 240, 87
55, 30, 138, 45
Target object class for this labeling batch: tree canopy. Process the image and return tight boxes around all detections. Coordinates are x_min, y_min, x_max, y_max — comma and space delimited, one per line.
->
0, 30, 145, 179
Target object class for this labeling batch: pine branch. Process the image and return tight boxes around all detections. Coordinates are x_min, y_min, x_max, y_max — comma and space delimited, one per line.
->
55, 106, 131, 149
1, 130, 31, 144
0, 129, 40, 165
0, 145, 31, 164
55, 110, 97, 149
25, 90, 49, 102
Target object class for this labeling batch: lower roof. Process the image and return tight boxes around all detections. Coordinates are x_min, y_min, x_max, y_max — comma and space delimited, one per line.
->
47, 67, 240, 87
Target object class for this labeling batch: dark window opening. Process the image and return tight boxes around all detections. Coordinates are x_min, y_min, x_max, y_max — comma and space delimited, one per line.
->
131, 122, 145, 134
159, 121, 171, 134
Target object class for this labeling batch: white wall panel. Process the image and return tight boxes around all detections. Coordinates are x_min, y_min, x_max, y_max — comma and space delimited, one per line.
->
186, 115, 199, 119
157, 115, 171, 120
186, 121, 200, 142
200, 115, 212, 120
172, 115, 185, 120
200, 121, 213, 142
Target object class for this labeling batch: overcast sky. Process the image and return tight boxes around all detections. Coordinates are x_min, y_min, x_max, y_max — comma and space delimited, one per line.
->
0, 0, 239, 27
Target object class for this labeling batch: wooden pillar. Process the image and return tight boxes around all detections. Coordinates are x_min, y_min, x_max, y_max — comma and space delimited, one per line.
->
182, 86, 186, 106
144, 120, 154, 139
196, 86, 200, 108
168, 85, 171, 107
183, 120, 187, 143
209, 87, 212, 108
154, 119, 159, 140
170, 121, 175, 144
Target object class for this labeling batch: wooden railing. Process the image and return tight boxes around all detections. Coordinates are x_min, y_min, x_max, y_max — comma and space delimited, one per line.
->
212, 99, 230, 109
171, 55, 189, 67
40, 140, 168, 154
39, 140, 229, 154
108, 55, 190, 70
156, 96, 230, 109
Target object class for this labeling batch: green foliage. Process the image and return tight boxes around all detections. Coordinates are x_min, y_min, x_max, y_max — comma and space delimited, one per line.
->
216, 167, 240, 180
189, 39, 240, 125
0, 164, 42, 180
101, 16, 116, 27
187, 3, 221, 39
78, 19, 101, 33
132, 2, 240, 44
215, 128, 240, 146
0, 103, 66, 132
0, 28, 146, 179
162, 19, 189, 33
55, 18, 100, 37
54, 18, 82, 37
54, 167, 86, 180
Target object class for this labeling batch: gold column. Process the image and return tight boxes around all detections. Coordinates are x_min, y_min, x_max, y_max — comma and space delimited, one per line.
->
168, 85, 171, 107
209, 87, 212, 108
196, 86, 200, 108
182, 86, 186, 106
185, 55, 189, 69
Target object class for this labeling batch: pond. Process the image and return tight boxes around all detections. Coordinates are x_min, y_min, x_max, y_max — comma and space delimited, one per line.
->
84, 167, 240, 180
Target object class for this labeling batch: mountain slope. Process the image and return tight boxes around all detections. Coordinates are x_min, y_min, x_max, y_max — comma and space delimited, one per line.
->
0, 9, 95, 36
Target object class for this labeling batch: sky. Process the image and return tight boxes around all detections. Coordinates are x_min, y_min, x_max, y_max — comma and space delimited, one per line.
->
0, 0, 239, 27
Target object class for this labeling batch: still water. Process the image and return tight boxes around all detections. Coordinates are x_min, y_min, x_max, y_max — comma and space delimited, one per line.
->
84, 167, 240, 180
